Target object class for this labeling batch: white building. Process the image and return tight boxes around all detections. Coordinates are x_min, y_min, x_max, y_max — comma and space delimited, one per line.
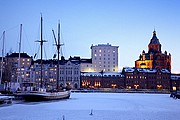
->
91, 43, 119, 72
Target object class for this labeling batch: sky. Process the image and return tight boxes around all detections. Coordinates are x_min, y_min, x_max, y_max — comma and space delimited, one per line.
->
0, 0, 180, 73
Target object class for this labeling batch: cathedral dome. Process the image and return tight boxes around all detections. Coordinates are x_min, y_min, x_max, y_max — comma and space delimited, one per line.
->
149, 30, 160, 44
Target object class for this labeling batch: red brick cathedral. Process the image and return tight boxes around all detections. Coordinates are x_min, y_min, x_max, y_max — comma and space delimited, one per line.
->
135, 30, 171, 71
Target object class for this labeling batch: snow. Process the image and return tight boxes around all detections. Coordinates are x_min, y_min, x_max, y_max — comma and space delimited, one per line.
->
0, 93, 180, 120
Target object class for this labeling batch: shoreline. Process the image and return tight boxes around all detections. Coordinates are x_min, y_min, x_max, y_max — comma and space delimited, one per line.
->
72, 89, 171, 94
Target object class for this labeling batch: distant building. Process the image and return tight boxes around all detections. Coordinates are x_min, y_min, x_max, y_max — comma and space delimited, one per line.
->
122, 67, 171, 90
171, 73, 180, 91
5, 53, 32, 82
31, 56, 81, 90
81, 72, 124, 89
135, 30, 171, 71
67, 56, 93, 72
80, 68, 180, 91
91, 43, 119, 72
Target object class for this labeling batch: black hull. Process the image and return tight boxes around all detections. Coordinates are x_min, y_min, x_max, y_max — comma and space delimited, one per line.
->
16, 91, 71, 102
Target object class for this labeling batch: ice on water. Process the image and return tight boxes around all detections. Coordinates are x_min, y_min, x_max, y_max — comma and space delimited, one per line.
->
0, 93, 180, 120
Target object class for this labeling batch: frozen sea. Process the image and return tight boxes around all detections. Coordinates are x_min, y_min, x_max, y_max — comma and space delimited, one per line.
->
0, 93, 180, 120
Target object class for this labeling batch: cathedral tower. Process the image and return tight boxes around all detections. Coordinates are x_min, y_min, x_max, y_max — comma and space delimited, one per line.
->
135, 30, 171, 71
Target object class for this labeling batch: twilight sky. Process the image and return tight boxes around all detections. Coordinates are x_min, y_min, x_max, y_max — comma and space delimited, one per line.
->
0, 0, 180, 73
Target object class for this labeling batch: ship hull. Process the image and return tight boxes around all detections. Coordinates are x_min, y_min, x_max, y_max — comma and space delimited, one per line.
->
16, 91, 71, 102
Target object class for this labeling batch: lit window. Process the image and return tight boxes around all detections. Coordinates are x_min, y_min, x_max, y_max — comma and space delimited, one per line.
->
95, 54, 97, 56
23, 59, 25, 61
27, 59, 30, 61
99, 49, 101, 52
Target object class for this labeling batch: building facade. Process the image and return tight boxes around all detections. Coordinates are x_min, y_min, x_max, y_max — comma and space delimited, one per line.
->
81, 72, 124, 89
91, 43, 119, 72
171, 74, 180, 91
30, 56, 81, 90
135, 30, 171, 71
122, 67, 171, 90
5, 53, 32, 91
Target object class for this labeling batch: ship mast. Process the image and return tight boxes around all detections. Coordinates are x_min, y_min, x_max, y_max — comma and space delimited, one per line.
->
17, 24, 22, 83
36, 15, 47, 88
52, 21, 61, 90
0, 31, 5, 84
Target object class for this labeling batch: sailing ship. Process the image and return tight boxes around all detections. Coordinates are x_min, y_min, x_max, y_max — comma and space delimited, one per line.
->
16, 15, 71, 102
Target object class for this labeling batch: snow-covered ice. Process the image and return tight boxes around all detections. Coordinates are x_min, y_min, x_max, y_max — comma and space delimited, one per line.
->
0, 93, 180, 120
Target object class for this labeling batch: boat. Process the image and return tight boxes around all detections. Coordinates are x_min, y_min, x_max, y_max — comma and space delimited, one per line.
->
16, 90, 70, 102
16, 15, 71, 102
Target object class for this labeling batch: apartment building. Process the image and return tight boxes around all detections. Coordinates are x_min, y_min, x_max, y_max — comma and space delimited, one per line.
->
91, 43, 119, 72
